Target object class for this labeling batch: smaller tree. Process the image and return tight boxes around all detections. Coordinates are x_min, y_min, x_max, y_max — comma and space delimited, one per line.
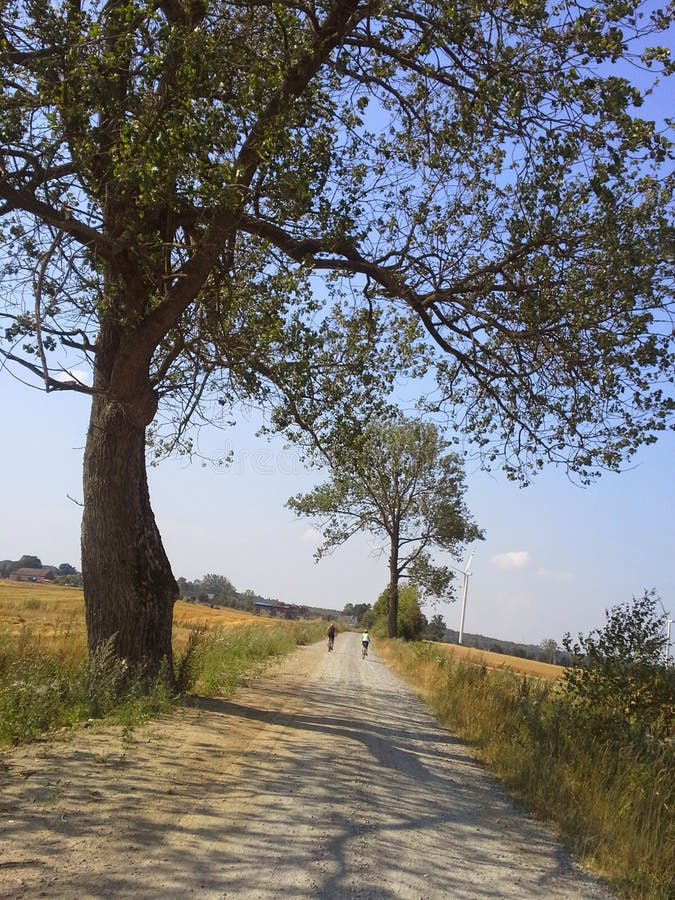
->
562, 591, 673, 742
343, 602, 372, 625
425, 614, 447, 643
59, 572, 84, 588
372, 585, 424, 642
10, 555, 42, 572
58, 563, 77, 576
540, 638, 558, 665
195, 575, 238, 607
177, 577, 198, 600
287, 417, 482, 638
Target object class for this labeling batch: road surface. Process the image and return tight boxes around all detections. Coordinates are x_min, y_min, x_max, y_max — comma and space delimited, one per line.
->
0, 633, 613, 898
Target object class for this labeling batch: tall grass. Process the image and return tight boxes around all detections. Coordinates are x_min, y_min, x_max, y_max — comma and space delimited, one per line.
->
0, 630, 173, 746
379, 640, 674, 900
175, 620, 325, 695
0, 618, 325, 749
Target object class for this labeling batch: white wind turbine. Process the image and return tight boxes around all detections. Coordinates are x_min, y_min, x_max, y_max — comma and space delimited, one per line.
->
445, 551, 475, 645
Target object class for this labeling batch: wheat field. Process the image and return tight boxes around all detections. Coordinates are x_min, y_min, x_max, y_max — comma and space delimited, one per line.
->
0, 582, 563, 677
425, 639, 565, 679
0, 580, 275, 654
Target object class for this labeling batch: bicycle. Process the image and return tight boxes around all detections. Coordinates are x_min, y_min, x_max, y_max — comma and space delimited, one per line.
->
327, 637, 334, 651
361, 641, 369, 659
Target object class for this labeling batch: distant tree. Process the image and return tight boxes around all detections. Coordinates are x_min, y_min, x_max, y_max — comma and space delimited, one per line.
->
194, 574, 238, 607
236, 594, 255, 613
0, 560, 12, 579
489, 643, 505, 654
288, 417, 482, 638
360, 608, 376, 631
59, 572, 84, 588
10, 555, 42, 572
177, 577, 199, 599
343, 602, 372, 625
425, 614, 447, 643
58, 563, 77, 576
541, 638, 558, 664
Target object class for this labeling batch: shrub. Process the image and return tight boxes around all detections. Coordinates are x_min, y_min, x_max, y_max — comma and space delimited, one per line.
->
371, 584, 424, 640
562, 590, 674, 744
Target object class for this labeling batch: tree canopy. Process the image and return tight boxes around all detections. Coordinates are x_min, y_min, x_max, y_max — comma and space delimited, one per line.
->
11, 555, 42, 572
2, 0, 673, 473
0, 0, 673, 671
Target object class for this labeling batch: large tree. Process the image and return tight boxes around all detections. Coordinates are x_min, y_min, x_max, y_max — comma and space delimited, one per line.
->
1, 1, 673, 673
287, 417, 482, 637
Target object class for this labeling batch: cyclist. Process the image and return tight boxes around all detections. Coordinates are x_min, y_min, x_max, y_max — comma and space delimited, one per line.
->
361, 629, 370, 657
327, 622, 336, 651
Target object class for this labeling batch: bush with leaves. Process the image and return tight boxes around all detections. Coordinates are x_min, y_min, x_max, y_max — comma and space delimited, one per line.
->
372, 585, 424, 641
562, 590, 674, 744
424, 614, 447, 643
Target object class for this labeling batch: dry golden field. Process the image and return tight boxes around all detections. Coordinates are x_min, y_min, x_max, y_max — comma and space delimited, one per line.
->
0, 580, 275, 655
0, 582, 563, 678
426, 639, 565, 679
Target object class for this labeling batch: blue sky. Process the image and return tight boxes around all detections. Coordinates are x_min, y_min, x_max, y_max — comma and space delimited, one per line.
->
1, 370, 673, 649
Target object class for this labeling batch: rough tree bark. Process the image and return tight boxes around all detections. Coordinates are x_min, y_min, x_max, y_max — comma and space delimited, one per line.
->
81, 319, 178, 681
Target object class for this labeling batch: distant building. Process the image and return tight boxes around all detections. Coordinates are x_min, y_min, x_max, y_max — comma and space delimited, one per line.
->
9, 566, 58, 583
253, 600, 309, 620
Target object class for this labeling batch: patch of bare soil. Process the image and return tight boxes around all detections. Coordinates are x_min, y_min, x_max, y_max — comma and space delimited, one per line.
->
0, 633, 613, 899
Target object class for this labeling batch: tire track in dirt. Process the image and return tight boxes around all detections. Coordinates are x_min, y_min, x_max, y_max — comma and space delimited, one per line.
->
0, 633, 613, 899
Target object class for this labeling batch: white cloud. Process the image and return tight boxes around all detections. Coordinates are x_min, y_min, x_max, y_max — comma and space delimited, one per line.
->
54, 368, 91, 385
491, 550, 530, 570
301, 527, 323, 544
536, 567, 575, 583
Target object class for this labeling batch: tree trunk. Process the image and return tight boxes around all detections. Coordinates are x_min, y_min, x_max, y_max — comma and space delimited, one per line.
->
81, 390, 178, 682
388, 544, 399, 639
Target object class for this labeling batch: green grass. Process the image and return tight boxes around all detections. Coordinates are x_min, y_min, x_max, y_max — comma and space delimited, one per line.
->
0, 619, 325, 749
379, 639, 674, 900
175, 620, 325, 696
0, 631, 173, 746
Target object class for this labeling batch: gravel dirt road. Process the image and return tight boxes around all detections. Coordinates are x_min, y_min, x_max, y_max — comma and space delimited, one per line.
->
0, 633, 613, 899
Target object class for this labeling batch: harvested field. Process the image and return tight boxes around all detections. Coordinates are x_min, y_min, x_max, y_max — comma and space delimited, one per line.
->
0, 581, 86, 649
0, 580, 273, 652
426, 639, 565, 679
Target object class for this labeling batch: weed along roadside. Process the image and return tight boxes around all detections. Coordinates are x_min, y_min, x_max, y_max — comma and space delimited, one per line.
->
0, 581, 325, 748
377, 638, 674, 900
